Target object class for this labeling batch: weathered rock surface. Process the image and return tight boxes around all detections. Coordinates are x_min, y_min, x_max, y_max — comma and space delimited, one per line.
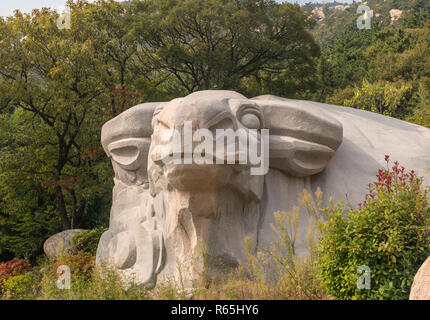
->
96, 90, 430, 288
410, 256, 430, 300
43, 229, 86, 258
390, 9, 403, 24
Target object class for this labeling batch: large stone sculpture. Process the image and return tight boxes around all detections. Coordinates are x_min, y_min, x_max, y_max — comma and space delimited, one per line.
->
96, 90, 430, 287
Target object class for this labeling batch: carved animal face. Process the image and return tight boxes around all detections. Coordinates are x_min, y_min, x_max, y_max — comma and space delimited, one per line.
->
97, 90, 343, 287
148, 91, 266, 201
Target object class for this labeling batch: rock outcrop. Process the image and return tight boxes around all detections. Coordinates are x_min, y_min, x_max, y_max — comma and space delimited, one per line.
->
43, 229, 86, 258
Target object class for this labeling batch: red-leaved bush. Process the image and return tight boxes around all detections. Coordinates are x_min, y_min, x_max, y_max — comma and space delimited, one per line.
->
318, 156, 430, 299
0, 259, 32, 285
52, 251, 95, 281
358, 154, 421, 209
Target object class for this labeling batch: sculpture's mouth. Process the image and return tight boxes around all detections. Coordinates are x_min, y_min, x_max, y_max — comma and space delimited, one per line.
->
152, 149, 248, 166
164, 163, 236, 191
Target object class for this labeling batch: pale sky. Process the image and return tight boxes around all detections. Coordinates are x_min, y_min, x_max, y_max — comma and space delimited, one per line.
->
0, 0, 92, 17
0, 0, 354, 17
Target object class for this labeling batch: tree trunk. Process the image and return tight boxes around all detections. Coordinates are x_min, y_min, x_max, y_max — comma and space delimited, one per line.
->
70, 189, 86, 229
56, 185, 71, 230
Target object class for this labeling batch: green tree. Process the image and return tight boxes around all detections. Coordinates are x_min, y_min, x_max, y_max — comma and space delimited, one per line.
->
131, 0, 320, 95
0, 2, 147, 260
407, 81, 430, 128
0, 7, 110, 231
318, 27, 378, 100
326, 79, 414, 119
342, 79, 413, 118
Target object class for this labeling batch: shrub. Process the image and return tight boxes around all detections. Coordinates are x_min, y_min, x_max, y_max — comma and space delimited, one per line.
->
0, 258, 32, 291
72, 227, 107, 256
37, 251, 96, 299
317, 156, 430, 299
52, 251, 95, 280
1, 274, 38, 300
38, 260, 149, 300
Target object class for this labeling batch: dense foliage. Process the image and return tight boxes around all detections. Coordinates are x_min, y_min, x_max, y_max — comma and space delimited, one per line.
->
52, 251, 95, 280
0, 258, 32, 295
312, 0, 430, 122
1, 274, 38, 300
0, 259, 32, 282
132, 0, 320, 96
317, 157, 430, 299
72, 227, 107, 256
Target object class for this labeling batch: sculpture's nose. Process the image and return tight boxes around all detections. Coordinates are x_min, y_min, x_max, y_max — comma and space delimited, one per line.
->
151, 98, 240, 164
169, 99, 237, 132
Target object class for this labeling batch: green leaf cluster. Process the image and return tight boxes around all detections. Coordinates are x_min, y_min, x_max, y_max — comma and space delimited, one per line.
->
72, 227, 108, 256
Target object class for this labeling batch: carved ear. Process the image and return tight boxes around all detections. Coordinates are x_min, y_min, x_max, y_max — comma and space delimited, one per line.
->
251, 95, 343, 177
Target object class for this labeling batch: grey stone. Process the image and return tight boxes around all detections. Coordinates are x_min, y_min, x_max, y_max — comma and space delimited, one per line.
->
96, 90, 430, 287
43, 229, 86, 258
410, 256, 430, 300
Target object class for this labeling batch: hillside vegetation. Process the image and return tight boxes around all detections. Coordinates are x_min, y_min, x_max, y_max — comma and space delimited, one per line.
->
306, 0, 430, 124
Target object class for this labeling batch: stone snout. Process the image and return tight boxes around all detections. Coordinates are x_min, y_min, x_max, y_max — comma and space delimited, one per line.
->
148, 97, 266, 200
150, 124, 267, 191
148, 98, 265, 286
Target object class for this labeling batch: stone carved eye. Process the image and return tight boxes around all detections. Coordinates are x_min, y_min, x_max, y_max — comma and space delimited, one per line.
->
238, 108, 264, 130
240, 113, 261, 129
229, 99, 264, 130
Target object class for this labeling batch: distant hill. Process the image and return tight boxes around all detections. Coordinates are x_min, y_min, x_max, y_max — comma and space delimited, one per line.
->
302, 0, 430, 48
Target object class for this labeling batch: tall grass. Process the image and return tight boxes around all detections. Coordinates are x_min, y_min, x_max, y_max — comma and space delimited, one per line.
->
193, 190, 329, 300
